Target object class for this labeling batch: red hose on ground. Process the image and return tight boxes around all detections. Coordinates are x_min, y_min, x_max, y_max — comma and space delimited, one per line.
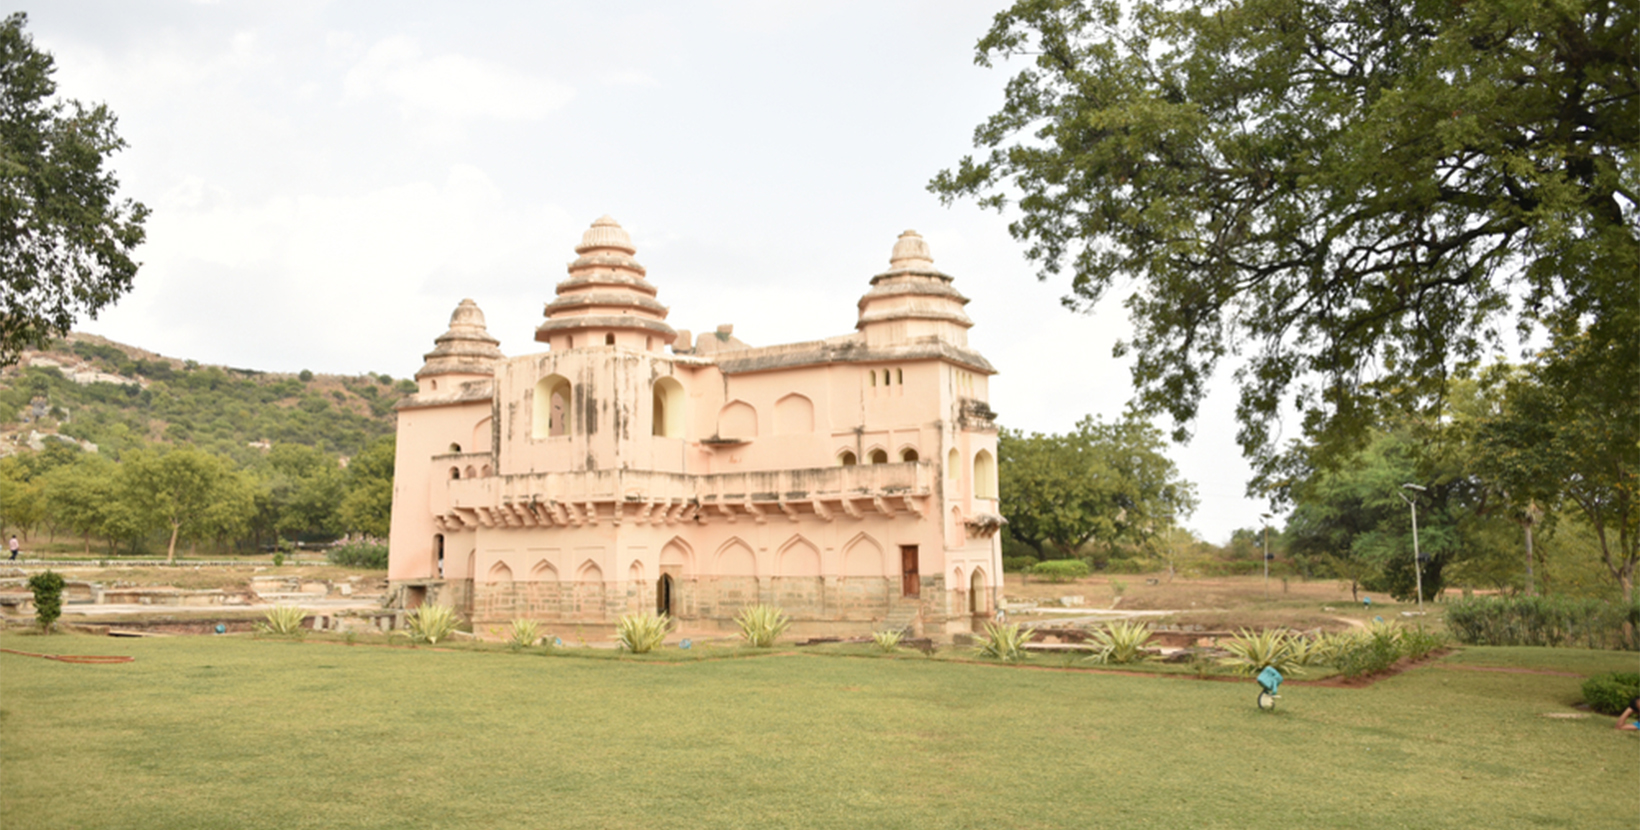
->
0, 648, 134, 664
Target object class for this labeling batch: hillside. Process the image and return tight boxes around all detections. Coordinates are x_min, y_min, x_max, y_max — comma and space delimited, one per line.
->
0, 332, 413, 463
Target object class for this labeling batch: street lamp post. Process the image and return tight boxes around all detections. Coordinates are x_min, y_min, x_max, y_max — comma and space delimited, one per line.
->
1399, 484, 1427, 611
1260, 513, 1272, 599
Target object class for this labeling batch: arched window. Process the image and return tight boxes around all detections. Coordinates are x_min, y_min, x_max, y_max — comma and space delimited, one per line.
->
869, 371, 877, 387
869, 449, 888, 465
896, 368, 903, 384
652, 377, 684, 437
464, 465, 477, 479
430, 379, 438, 391
900, 448, 919, 462
449, 467, 461, 480
448, 442, 461, 453
974, 449, 997, 499
532, 375, 572, 439
839, 451, 858, 467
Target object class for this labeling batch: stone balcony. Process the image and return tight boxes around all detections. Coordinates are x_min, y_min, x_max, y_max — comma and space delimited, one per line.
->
433, 462, 934, 531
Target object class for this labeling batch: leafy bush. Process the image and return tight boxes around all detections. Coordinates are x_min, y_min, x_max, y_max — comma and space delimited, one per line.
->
26, 570, 64, 632
1002, 555, 1039, 573
734, 604, 791, 648
1220, 628, 1304, 677
328, 541, 388, 569
257, 604, 307, 637
1581, 672, 1640, 716
1086, 620, 1152, 664
616, 613, 672, 653
974, 621, 1031, 662
871, 629, 904, 652
507, 618, 541, 650
1030, 560, 1090, 582
1400, 624, 1447, 661
401, 604, 461, 644
1445, 596, 1639, 650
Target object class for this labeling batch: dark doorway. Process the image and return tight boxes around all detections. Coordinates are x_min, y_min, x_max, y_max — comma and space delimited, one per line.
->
657, 573, 675, 617
434, 534, 445, 578
900, 545, 920, 597
405, 585, 426, 609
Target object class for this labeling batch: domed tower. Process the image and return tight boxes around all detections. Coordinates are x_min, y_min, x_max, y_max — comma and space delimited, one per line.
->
416, 298, 504, 392
856, 230, 974, 348
536, 215, 678, 351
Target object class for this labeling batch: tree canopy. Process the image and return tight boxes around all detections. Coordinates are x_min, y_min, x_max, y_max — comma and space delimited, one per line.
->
999, 413, 1196, 558
933, 0, 1637, 472
0, 13, 148, 365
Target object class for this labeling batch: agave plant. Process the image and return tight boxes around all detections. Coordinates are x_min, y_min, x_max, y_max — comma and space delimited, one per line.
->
616, 613, 672, 653
734, 604, 791, 648
1086, 620, 1153, 664
1219, 628, 1304, 676
257, 604, 307, 637
401, 603, 462, 644
871, 629, 904, 653
974, 621, 1031, 663
507, 618, 542, 650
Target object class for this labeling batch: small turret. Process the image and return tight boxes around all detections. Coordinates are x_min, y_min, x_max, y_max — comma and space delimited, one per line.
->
535, 215, 678, 349
856, 230, 973, 347
417, 298, 504, 379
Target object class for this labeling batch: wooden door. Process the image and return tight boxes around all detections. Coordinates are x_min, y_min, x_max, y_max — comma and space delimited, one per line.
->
900, 545, 920, 597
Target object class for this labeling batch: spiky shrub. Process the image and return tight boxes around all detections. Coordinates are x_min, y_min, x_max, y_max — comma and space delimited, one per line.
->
257, 604, 307, 637
616, 613, 672, 654
974, 621, 1032, 663
507, 618, 542, 650
871, 629, 904, 653
1220, 628, 1304, 676
26, 570, 64, 633
402, 603, 461, 644
1308, 629, 1366, 666
1400, 624, 1446, 661
1086, 620, 1153, 664
734, 604, 791, 648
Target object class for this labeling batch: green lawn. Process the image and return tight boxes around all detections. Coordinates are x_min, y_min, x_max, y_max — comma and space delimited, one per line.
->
2, 634, 1636, 830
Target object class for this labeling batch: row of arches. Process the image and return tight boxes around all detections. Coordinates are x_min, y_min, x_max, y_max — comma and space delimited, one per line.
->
839, 447, 919, 466
529, 375, 820, 441
479, 533, 911, 583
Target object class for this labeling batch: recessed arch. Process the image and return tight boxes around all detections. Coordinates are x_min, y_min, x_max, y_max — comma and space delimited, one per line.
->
842, 533, 883, 577
714, 538, 756, 577
776, 536, 821, 577
529, 559, 559, 581
652, 377, 685, 437
974, 449, 997, 499
868, 448, 889, 465
838, 450, 858, 467
659, 537, 694, 575
488, 561, 513, 582
533, 374, 572, 438
449, 467, 461, 480
970, 568, 989, 614
717, 400, 757, 438
947, 448, 960, 481
576, 560, 604, 582
774, 393, 815, 434
464, 465, 477, 479
899, 446, 919, 462
471, 416, 492, 452
448, 442, 462, 453
951, 505, 966, 546
628, 559, 645, 583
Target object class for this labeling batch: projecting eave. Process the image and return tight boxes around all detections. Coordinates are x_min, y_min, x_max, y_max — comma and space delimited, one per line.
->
395, 379, 495, 411
712, 336, 995, 376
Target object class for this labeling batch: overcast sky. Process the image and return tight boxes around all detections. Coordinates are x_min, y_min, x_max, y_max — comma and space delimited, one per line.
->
26, 0, 1282, 544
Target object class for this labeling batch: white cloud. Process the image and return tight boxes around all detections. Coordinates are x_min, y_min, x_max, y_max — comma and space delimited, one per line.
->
343, 35, 574, 121
605, 70, 660, 88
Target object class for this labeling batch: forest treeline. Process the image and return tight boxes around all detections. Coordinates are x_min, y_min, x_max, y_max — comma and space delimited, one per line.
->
0, 337, 401, 557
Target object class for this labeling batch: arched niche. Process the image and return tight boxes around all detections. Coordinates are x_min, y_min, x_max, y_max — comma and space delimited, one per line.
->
947, 448, 960, 481
974, 449, 997, 499
652, 376, 685, 437
717, 400, 757, 439
773, 393, 814, 435
838, 450, 858, 467
529, 559, 560, 582
714, 538, 756, 577
628, 560, 645, 584
899, 446, 919, 462
970, 568, 988, 613
659, 538, 694, 575
471, 416, 492, 452
576, 560, 604, 583
842, 533, 883, 577
532, 374, 572, 439
488, 561, 514, 582
868, 448, 889, 465
776, 536, 821, 577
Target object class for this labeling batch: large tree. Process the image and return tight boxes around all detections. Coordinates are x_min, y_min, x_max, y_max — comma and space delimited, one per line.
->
0, 12, 148, 365
120, 447, 253, 563
999, 413, 1196, 559
933, 0, 1637, 472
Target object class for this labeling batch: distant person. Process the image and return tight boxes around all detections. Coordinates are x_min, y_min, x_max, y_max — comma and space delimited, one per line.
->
1616, 697, 1640, 731
7, 535, 17, 561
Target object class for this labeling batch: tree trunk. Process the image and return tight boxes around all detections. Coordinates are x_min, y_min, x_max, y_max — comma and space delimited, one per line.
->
1522, 521, 1535, 597
166, 521, 180, 564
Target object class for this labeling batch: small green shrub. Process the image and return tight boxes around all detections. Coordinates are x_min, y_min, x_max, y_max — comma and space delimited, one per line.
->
401, 604, 461, 644
26, 570, 64, 632
871, 629, 904, 653
1220, 628, 1304, 676
616, 613, 672, 653
1002, 555, 1039, 573
1086, 620, 1152, 664
507, 618, 541, 650
257, 604, 307, 637
974, 621, 1031, 663
1109, 578, 1127, 597
1030, 560, 1090, 583
328, 541, 389, 569
1400, 624, 1446, 661
734, 604, 791, 648
1581, 672, 1640, 716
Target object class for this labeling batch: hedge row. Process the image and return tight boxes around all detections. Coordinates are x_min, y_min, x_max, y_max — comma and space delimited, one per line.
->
1444, 596, 1640, 651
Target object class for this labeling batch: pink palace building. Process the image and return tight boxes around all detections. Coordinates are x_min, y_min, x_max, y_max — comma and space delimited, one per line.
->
387, 216, 1003, 639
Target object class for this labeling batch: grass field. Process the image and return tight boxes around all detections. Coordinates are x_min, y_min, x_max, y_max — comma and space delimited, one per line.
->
2, 633, 1636, 830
